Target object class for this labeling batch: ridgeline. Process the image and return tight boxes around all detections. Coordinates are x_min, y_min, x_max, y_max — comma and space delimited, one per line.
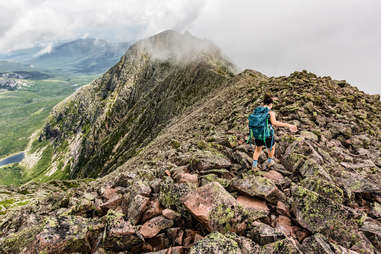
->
0, 30, 380, 253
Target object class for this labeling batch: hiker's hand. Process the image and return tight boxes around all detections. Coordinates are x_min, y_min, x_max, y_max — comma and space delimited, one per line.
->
288, 124, 297, 132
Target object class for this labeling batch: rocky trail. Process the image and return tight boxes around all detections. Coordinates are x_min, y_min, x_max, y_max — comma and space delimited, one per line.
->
0, 31, 380, 254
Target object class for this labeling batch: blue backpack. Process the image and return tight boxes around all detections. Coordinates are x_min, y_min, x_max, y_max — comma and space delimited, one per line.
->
247, 106, 274, 144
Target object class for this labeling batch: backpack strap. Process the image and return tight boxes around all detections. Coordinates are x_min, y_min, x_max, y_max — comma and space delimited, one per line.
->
246, 128, 254, 146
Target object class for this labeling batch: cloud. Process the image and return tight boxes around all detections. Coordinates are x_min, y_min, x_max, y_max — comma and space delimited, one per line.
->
188, 0, 381, 94
34, 43, 53, 57
0, 0, 205, 52
0, 0, 380, 94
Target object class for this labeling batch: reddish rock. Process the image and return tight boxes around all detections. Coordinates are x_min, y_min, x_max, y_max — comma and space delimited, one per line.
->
175, 172, 198, 186
167, 227, 183, 245
232, 175, 286, 204
184, 182, 264, 233
99, 194, 122, 210
276, 215, 293, 237
142, 242, 153, 252
142, 199, 163, 223
237, 195, 270, 214
263, 170, 285, 186
109, 218, 135, 237
149, 233, 170, 251
293, 226, 309, 242
126, 194, 150, 225
194, 233, 204, 243
101, 186, 118, 200
140, 216, 174, 238
162, 208, 180, 220
168, 246, 184, 254
276, 201, 291, 217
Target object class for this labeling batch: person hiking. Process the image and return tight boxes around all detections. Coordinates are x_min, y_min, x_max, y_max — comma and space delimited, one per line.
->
248, 94, 297, 171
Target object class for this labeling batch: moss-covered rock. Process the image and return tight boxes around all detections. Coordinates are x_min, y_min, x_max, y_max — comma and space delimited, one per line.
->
189, 232, 241, 254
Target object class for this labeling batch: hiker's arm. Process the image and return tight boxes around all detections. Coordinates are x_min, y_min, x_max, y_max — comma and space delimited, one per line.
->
269, 112, 297, 131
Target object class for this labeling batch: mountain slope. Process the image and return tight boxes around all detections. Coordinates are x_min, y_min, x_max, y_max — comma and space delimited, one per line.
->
0, 31, 380, 253
0, 38, 131, 74
30, 38, 131, 73
24, 30, 234, 180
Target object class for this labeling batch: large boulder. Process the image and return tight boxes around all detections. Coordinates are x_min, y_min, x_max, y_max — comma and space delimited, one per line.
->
232, 175, 286, 204
183, 182, 266, 233
291, 184, 364, 248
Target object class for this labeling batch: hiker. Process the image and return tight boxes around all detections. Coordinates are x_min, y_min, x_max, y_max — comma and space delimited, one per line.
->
248, 94, 297, 171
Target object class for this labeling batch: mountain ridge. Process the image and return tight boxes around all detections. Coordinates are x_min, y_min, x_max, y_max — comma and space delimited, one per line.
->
0, 31, 380, 253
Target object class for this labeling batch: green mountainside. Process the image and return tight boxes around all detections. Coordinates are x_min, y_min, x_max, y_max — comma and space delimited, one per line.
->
0, 30, 380, 253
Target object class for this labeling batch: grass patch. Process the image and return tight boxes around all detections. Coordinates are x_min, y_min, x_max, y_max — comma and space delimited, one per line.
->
0, 74, 96, 158
0, 164, 23, 186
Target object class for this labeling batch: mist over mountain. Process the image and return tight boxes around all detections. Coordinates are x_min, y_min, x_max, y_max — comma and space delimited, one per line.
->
0, 38, 131, 74
0, 30, 380, 253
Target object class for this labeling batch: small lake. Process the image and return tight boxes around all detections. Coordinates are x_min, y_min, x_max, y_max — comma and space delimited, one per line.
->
0, 152, 25, 167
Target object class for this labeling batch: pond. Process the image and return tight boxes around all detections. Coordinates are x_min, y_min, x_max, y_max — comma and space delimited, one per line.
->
0, 152, 25, 167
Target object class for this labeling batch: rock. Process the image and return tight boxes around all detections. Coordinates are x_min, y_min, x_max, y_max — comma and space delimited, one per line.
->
291, 184, 363, 248
183, 229, 197, 247
335, 170, 380, 199
130, 180, 152, 197
360, 218, 381, 250
162, 208, 180, 220
263, 170, 286, 187
183, 182, 266, 233
232, 150, 252, 169
300, 131, 319, 142
159, 177, 192, 216
33, 215, 104, 253
369, 201, 381, 218
201, 173, 231, 188
126, 194, 150, 225
139, 216, 174, 238
261, 237, 302, 254
276, 216, 293, 237
301, 234, 334, 254
189, 151, 231, 171
300, 177, 344, 204
232, 175, 286, 204
247, 221, 285, 245
166, 227, 183, 245
142, 199, 163, 223
236, 195, 270, 215
174, 172, 198, 186
99, 194, 123, 210
148, 232, 170, 251
292, 226, 309, 242
276, 201, 291, 217
189, 232, 241, 254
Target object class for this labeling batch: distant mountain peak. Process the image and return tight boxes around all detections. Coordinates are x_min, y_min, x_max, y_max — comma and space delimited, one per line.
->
132, 30, 222, 63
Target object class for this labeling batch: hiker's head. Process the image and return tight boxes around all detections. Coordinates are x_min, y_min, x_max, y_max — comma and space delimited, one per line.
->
263, 94, 274, 108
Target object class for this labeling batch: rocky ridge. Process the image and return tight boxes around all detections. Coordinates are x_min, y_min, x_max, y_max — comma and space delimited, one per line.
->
27, 30, 234, 181
0, 31, 381, 253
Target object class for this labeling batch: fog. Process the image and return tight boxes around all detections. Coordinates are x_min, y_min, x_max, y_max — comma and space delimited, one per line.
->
0, 0, 380, 94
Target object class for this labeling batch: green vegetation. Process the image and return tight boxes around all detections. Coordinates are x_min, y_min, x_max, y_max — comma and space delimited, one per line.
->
0, 73, 97, 186
0, 164, 23, 186
0, 74, 96, 158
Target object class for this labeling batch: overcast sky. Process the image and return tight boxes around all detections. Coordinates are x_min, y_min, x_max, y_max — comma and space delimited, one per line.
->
0, 0, 380, 94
